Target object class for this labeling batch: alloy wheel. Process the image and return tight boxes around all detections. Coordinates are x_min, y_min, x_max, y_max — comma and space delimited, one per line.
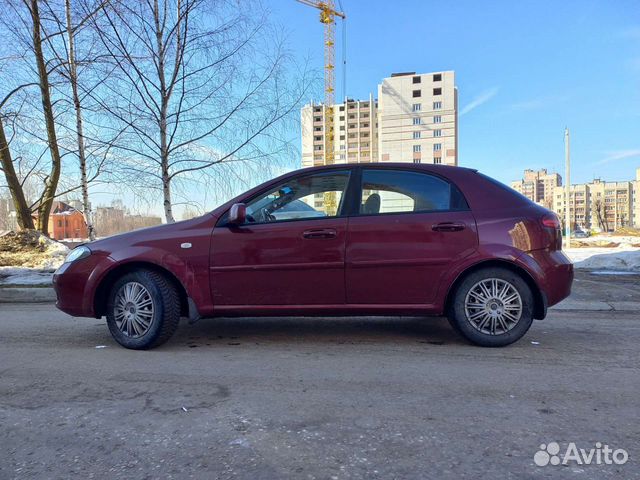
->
463, 278, 523, 335
113, 281, 154, 338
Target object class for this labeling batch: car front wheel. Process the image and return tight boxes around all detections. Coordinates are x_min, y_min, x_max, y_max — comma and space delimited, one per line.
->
106, 269, 181, 349
448, 267, 534, 347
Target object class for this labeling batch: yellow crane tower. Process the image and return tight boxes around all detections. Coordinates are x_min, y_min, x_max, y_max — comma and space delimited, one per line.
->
296, 0, 346, 167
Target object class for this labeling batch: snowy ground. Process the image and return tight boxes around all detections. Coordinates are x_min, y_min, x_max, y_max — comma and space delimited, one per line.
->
565, 246, 640, 271
0, 235, 68, 286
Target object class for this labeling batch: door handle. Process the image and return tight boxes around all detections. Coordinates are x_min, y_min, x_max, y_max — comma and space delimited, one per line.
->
432, 222, 466, 232
302, 228, 337, 239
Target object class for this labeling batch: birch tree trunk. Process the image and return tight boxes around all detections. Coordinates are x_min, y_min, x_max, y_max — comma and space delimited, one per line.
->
65, 0, 95, 239
0, 117, 35, 230
30, 0, 62, 236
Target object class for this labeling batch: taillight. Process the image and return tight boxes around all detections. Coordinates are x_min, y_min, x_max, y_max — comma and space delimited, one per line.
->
541, 213, 560, 229
541, 213, 562, 250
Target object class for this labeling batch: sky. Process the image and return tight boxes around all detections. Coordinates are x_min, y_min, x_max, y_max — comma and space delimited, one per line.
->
88, 0, 640, 218
271, 0, 640, 185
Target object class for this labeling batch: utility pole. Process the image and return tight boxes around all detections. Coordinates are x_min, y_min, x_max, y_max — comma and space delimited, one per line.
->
564, 127, 571, 248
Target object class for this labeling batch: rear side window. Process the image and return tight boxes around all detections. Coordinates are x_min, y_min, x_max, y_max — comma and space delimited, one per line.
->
359, 169, 467, 215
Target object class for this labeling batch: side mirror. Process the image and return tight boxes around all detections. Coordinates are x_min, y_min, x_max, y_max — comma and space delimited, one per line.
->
228, 203, 247, 226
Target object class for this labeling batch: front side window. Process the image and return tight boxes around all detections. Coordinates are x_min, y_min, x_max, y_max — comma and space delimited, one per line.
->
245, 171, 350, 223
359, 169, 464, 215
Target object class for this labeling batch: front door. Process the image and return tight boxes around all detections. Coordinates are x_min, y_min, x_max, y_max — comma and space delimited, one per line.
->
346, 168, 478, 305
211, 169, 352, 307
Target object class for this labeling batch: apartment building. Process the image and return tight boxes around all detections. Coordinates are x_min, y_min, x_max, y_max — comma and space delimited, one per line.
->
377, 71, 457, 165
301, 71, 457, 166
510, 168, 640, 231
510, 169, 562, 208
301, 95, 378, 168
552, 170, 640, 232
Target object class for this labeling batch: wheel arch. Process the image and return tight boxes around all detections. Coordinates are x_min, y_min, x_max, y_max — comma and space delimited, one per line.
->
444, 259, 547, 320
94, 261, 189, 318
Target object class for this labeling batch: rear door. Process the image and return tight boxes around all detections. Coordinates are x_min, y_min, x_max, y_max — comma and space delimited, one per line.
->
346, 168, 478, 305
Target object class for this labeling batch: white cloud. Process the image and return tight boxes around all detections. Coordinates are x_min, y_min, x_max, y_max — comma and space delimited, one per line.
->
459, 87, 499, 116
597, 149, 640, 165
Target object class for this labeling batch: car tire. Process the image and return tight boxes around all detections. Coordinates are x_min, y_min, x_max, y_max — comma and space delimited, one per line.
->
448, 267, 534, 347
106, 269, 181, 350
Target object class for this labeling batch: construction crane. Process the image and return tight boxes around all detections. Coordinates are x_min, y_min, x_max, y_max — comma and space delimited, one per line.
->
296, 0, 346, 167
296, 1, 345, 215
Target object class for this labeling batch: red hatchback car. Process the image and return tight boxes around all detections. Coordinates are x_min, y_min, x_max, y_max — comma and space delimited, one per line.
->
53, 164, 573, 349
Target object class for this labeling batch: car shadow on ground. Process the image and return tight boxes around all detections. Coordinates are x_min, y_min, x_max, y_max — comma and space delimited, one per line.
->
169, 316, 467, 349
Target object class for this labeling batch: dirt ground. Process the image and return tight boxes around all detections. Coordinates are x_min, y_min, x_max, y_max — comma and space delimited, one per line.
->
0, 231, 67, 269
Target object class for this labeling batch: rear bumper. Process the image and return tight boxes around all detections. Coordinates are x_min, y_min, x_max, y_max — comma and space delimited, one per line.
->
526, 249, 574, 307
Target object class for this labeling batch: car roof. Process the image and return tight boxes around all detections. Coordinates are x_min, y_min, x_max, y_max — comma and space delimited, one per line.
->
292, 162, 478, 176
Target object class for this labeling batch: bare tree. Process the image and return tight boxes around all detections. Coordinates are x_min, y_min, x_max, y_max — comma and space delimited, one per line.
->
593, 199, 609, 232
90, 0, 310, 222
25, 0, 63, 234
0, 92, 36, 230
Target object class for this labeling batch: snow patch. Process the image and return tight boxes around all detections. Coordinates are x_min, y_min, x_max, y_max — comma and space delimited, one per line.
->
565, 246, 640, 271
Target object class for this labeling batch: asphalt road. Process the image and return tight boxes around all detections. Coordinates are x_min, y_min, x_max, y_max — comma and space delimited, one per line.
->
0, 304, 638, 480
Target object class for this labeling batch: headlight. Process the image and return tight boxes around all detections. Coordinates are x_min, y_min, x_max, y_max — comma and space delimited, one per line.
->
64, 246, 91, 264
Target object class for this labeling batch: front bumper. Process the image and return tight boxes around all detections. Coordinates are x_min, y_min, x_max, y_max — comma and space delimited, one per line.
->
53, 254, 104, 317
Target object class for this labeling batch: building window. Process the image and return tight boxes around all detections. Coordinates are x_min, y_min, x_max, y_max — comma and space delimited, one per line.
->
314, 116, 322, 122
413, 117, 421, 125
314, 126, 322, 132
433, 101, 442, 110
413, 90, 422, 98
339, 135, 345, 140
434, 115, 442, 123
433, 73, 442, 82
433, 143, 442, 152
339, 106, 345, 111
413, 131, 421, 139
433, 129, 442, 137
412, 76, 421, 84
313, 106, 322, 112
339, 116, 344, 121
314, 136, 322, 141
413, 158, 421, 164
314, 145, 322, 151
412, 103, 421, 112
433, 88, 442, 95
434, 157, 442, 164
413, 145, 421, 153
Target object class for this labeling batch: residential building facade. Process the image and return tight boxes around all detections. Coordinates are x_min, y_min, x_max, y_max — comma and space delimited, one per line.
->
510, 168, 640, 232
49, 201, 88, 240
510, 169, 562, 209
552, 169, 640, 232
377, 71, 457, 165
301, 71, 457, 167
301, 95, 378, 168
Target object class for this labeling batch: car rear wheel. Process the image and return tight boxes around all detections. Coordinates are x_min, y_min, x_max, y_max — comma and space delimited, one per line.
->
106, 269, 180, 349
448, 267, 534, 347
